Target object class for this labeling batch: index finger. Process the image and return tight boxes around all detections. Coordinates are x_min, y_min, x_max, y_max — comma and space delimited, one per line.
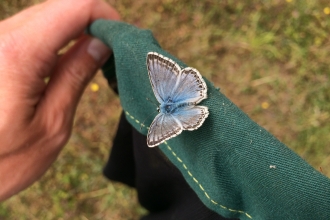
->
15, 0, 120, 54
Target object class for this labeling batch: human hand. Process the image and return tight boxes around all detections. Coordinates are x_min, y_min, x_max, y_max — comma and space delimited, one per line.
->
0, 0, 119, 201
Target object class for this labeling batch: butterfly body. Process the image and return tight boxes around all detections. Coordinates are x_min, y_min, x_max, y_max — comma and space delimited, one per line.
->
160, 101, 192, 115
146, 52, 209, 147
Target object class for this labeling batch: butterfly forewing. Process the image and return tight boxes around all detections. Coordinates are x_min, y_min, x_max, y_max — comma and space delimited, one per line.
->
147, 113, 183, 147
171, 67, 207, 104
147, 52, 181, 103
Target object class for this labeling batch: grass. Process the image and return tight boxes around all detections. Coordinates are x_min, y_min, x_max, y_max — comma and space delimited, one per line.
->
0, 0, 330, 219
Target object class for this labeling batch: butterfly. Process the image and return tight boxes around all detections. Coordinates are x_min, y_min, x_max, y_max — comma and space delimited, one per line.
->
146, 52, 209, 147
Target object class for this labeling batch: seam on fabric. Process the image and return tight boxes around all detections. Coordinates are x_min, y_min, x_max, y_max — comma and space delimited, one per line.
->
125, 111, 149, 129
125, 111, 253, 219
164, 142, 252, 219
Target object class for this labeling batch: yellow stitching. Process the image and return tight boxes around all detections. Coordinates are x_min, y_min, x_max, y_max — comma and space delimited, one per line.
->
125, 111, 149, 129
125, 110, 253, 219
220, 205, 227, 210
125, 111, 133, 119
246, 213, 252, 218
211, 199, 218, 205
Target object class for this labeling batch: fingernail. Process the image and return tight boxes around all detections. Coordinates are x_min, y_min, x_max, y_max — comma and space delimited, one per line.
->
87, 38, 111, 65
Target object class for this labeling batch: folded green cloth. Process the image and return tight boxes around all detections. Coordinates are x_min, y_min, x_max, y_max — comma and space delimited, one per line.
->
88, 20, 330, 220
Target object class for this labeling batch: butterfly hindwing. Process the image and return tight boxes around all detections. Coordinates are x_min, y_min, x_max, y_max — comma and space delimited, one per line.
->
147, 113, 183, 147
172, 105, 209, 131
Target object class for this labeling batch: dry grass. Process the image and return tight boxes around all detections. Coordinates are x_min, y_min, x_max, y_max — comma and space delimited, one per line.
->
1, 0, 330, 219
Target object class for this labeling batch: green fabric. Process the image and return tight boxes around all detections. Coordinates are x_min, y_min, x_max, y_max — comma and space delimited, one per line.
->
88, 20, 330, 220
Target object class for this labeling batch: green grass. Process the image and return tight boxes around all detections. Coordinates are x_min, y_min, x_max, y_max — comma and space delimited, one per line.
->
1, 0, 330, 219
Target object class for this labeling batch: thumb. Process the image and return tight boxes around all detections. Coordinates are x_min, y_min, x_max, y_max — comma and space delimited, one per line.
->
38, 35, 111, 133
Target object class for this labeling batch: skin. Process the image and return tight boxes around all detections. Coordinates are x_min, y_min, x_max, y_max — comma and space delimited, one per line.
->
0, 0, 120, 201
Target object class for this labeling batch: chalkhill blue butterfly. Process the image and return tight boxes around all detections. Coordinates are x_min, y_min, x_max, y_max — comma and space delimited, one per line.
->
146, 52, 209, 147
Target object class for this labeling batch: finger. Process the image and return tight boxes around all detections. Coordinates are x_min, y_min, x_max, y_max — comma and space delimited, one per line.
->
0, 4, 37, 33
0, 4, 42, 32
36, 35, 111, 136
0, 0, 119, 31
2, 0, 119, 64
19, 0, 120, 54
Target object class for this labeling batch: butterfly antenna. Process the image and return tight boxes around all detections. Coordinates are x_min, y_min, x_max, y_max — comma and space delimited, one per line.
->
140, 110, 157, 131
140, 98, 160, 131
146, 98, 158, 108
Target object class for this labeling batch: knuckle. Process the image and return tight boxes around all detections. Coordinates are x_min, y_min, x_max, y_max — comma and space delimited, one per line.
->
41, 110, 72, 148
64, 64, 90, 90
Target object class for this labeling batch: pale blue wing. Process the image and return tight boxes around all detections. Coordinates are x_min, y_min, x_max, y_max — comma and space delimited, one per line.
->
172, 105, 209, 130
171, 67, 207, 104
147, 113, 183, 147
147, 52, 181, 104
